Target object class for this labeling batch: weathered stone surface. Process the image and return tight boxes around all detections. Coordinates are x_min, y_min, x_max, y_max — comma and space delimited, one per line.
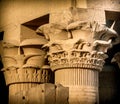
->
0, 1, 120, 104
9, 83, 38, 104
39, 20, 118, 71
56, 84, 69, 104
39, 7, 118, 104
1, 24, 50, 85
28, 84, 56, 104
49, 7, 105, 26
1, 21, 52, 104
9, 83, 69, 104
87, 0, 120, 11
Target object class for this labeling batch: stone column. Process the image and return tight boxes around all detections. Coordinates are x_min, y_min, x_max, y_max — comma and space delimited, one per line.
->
37, 8, 118, 104
1, 37, 52, 104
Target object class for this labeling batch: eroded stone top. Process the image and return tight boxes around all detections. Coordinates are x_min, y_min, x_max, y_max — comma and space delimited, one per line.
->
36, 8, 118, 71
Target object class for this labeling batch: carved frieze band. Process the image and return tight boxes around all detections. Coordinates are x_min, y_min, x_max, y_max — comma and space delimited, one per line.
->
2, 67, 51, 85
48, 50, 105, 71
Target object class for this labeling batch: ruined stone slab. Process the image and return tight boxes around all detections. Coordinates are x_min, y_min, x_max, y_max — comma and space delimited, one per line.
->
28, 84, 56, 104
56, 84, 69, 104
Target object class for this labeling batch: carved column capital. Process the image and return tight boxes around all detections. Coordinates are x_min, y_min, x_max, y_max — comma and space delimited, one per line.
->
1, 38, 50, 85
38, 8, 119, 104
39, 21, 118, 72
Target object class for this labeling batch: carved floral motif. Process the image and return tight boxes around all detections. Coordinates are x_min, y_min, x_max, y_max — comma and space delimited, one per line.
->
37, 19, 118, 71
36, 8, 118, 104
1, 38, 51, 85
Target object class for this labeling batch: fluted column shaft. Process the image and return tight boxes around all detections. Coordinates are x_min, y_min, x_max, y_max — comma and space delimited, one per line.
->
55, 68, 98, 104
